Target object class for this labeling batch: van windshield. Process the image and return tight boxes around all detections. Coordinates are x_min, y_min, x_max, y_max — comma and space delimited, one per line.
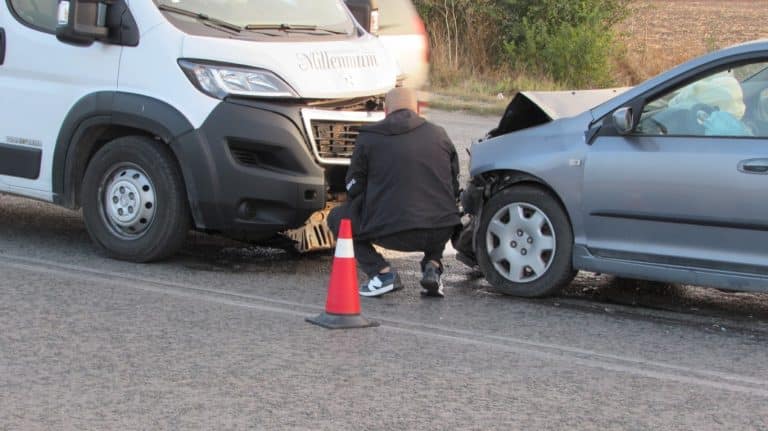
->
156, 0, 355, 34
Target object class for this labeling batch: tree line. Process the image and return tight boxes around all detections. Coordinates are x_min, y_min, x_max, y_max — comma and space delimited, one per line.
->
413, 0, 628, 88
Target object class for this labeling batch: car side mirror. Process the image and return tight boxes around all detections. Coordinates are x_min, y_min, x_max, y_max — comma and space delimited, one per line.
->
612, 107, 635, 135
56, 0, 109, 45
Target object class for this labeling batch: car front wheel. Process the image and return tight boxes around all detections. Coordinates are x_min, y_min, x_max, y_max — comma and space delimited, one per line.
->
476, 185, 575, 297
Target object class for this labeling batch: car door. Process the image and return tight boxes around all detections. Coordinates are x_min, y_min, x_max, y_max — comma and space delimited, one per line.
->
583, 59, 768, 276
0, 0, 120, 199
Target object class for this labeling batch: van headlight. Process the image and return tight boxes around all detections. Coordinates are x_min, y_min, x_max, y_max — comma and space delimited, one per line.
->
179, 60, 299, 99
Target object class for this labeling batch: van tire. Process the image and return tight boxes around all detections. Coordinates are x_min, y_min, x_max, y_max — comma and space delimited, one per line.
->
476, 185, 574, 297
81, 136, 190, 262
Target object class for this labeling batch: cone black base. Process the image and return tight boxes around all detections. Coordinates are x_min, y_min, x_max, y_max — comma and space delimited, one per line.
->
306, 312, 379, 329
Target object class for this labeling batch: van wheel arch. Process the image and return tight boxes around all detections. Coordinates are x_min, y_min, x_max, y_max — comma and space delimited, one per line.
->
53, 92, 195, 210
59, 122, 158, 209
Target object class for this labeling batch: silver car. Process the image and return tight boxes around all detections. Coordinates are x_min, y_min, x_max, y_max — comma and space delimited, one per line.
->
462, 39, 768, 297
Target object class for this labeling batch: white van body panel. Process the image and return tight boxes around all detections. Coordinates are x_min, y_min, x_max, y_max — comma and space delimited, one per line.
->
118, 0, 397, 130
0, 185, 52, 201
124, 0, 165, 34
117, 21, 219, 129
0, 11, 121, 197
180, 33, 398, 99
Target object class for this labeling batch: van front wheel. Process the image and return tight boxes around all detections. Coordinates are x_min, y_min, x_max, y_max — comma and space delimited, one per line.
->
81, 136, 190, 262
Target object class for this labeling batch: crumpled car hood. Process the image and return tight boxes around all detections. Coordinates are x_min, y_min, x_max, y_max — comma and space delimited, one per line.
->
489, 88, 631, 137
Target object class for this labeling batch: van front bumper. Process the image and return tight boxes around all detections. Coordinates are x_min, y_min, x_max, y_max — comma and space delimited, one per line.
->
171, 100, 326, 240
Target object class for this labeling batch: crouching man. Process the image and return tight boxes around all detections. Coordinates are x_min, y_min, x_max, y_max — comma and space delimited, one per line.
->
327, 88, 461, 298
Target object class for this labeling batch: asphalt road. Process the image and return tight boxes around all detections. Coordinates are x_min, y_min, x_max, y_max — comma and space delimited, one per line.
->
1, 110, 767, 430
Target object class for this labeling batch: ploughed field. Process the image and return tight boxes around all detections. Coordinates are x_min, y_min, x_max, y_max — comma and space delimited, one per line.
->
620, 0, 768, 84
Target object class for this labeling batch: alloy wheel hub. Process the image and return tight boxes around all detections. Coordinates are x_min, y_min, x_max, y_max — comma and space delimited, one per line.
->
486, 202, 556, 283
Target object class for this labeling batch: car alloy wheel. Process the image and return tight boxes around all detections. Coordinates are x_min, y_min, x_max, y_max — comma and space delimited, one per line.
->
475, 185, 574, 297
485, 202, 556, 283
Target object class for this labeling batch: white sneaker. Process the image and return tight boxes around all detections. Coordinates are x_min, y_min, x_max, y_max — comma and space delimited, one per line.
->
360, 272, 402, 297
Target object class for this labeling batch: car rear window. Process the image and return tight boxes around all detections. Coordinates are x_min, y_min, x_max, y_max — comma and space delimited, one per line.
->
378, 0, 419, 35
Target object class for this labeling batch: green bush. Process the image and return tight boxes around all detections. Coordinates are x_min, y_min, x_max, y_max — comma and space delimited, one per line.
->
413, 0, 628, 90
502, 0, 628, 88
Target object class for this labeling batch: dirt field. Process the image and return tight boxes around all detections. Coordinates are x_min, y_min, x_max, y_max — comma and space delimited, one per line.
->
620, 0, 768, 83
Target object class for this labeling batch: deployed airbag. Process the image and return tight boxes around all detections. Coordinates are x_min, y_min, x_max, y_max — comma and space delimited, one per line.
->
703, 111, 753, 136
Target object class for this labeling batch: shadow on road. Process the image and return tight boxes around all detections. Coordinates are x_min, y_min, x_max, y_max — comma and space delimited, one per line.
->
2, 193, 767, 327
561, 272, 768, 322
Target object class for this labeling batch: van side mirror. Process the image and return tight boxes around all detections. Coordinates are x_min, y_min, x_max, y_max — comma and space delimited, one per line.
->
344, 0, 379, 35
56, 0, 109, 45
612, 107, 635, 135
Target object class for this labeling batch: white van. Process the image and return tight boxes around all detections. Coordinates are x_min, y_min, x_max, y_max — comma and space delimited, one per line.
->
0, 0, 398, 261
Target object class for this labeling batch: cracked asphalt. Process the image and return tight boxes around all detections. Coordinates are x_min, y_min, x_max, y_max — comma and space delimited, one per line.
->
1, 110, 767, 430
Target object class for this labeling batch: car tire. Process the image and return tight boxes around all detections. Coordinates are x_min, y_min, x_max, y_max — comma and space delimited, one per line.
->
476, 185, 575, 297
81, 136, 190, 262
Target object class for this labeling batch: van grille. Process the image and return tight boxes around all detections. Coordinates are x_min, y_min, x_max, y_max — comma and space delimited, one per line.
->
301, 108, 385, 165
310, 121, 363, 161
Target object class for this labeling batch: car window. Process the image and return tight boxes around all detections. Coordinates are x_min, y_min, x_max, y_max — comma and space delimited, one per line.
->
378, 0, 418, 34
637, 61, 768, 138
9, 0, 59, 33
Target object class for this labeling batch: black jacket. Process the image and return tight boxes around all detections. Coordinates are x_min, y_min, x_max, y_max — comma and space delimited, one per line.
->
345, 109, 461, 239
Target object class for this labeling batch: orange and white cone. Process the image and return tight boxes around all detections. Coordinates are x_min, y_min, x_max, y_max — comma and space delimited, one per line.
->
306, 218, 379, 329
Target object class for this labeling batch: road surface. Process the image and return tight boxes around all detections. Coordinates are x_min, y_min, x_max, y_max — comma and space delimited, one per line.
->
0, 110, 766, 430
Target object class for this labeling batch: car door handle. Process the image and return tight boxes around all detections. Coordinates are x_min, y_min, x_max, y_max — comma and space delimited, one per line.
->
738, 158, 768, 174
0, 28, 5, 66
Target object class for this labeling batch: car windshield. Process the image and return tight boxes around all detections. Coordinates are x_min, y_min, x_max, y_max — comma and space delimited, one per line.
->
155, 0, 355, 33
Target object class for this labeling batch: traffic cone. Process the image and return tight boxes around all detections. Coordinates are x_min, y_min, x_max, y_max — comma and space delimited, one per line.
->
306, 218, 379, 329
